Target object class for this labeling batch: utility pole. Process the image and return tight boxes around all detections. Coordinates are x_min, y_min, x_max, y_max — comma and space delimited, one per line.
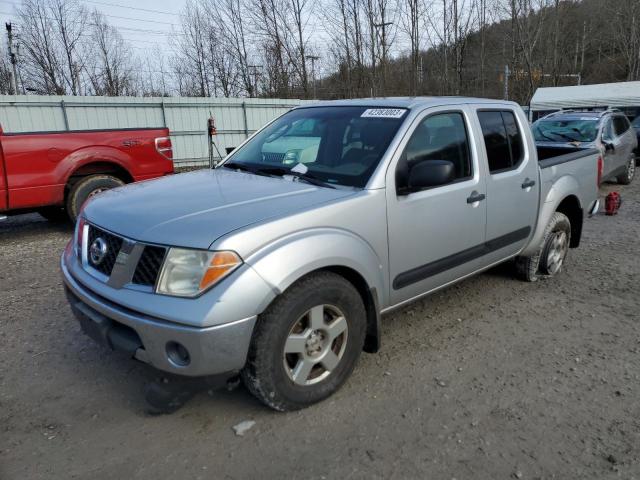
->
248, 65, 262, 98
306, 55, 319, 99
503, 64, 510, 100
5, 23, 18, 95
374, 21, 392, 96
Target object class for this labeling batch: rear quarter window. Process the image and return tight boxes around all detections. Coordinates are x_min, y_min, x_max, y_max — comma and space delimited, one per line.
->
478, 110, 525, 173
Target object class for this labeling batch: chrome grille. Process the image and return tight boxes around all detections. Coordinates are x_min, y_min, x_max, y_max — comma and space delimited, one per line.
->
132, 245, 167, 287
87, 225, 123, 277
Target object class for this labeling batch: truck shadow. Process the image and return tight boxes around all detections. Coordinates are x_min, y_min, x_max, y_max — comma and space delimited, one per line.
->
0, 213, 73, 239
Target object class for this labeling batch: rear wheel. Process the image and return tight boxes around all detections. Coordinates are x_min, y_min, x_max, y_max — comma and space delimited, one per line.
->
616, 157, 635, 185
242, 272, 366, 411
66, 174, 124, 222
515, 212, 571, 282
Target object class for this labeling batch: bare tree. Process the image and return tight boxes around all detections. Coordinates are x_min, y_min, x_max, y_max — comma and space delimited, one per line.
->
399, 0, 427, 94
0, 44, 13, 94
49, 0, 88, 94
178, 0, 212, 96
86, 10, 133, 96
610, 0, 640, 81
205, 0, 255, 96
17, 0, 67, 94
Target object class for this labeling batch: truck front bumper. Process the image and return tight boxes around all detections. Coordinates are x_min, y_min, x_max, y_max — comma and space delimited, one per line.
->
61, 255, 257, 377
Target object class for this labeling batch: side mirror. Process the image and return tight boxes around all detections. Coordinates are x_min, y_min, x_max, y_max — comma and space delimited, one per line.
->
603, 142, 615, 153
225, 147, 236, 154
406, 160, 455, 192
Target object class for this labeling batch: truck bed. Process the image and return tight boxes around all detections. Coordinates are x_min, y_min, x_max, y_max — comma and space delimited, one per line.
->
537, 145, 599, 168
0, 127, 173, 213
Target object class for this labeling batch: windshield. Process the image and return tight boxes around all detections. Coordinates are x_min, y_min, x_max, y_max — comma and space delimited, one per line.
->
221, 106, 407, 188
532, 118, 599, 143
632, 116, 640, 128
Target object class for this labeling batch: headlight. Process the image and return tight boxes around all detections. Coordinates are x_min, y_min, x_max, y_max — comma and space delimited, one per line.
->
156, 249, 242, 297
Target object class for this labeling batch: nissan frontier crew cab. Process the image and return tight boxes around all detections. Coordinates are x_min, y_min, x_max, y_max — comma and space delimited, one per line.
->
61, 98, 600, 412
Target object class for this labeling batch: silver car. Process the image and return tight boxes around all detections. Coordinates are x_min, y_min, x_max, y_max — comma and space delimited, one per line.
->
61, 98, 599, 412
532, 109, 637, 184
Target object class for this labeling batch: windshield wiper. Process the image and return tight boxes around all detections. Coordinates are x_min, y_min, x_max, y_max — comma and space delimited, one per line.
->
262, 166, 336, 189
222, 162, 281, 178
286, 170, 336, 189
221, 162, 336, 189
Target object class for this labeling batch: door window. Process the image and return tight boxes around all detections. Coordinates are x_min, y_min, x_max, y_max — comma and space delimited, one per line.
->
478, 110, 525, 173
613, 116, 630, 136
398, 112, 472, 190
602, 119, 614, 141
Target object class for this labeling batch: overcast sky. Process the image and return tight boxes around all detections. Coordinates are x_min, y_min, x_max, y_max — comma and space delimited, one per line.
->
1, 0, 188, 56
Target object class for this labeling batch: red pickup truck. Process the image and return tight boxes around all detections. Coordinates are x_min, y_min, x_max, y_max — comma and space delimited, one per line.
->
0, 127, 174, 222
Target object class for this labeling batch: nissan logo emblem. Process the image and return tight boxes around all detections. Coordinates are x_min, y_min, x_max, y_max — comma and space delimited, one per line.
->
89, 237, 108, 266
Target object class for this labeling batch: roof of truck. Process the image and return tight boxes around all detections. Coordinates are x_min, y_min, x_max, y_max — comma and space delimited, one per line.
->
294, 96, 518, 110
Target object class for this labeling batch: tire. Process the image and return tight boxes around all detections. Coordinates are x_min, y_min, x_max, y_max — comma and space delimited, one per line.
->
241, 272, 367, 411
38, 206, 68, 223
515, 212, 571, 282
616, 157, 635, 185
66, 174, 124, 222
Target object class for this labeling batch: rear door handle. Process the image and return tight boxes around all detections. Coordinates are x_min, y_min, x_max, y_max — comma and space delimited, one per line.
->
466, 191, 486, 204
521, 178, 536, 189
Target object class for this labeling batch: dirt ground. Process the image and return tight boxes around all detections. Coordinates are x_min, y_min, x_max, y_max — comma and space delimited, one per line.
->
1, 181, 639, 480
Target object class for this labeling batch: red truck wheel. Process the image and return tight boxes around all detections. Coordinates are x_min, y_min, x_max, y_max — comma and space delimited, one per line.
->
67, 175, 124, 222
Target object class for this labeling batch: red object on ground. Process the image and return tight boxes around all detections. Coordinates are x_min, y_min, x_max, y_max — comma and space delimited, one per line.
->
0, 125, 174, 215
605, 192, 622, 215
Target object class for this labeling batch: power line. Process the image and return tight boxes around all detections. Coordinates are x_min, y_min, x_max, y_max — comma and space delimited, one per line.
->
82, 0, 178, 16
0, 0, 183, 29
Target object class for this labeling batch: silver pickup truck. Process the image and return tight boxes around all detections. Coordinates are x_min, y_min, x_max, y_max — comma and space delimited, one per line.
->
61, 98, 599, 411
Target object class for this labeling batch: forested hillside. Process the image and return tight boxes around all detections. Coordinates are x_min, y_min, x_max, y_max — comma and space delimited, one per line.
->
319, 0, 640, 104
2, 0, 639, 104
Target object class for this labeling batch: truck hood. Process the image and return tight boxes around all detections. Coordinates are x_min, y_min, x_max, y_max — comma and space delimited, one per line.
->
83, 169, 356, 249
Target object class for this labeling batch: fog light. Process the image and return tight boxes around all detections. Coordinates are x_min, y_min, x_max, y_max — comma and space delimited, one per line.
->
166, 341, 190, 367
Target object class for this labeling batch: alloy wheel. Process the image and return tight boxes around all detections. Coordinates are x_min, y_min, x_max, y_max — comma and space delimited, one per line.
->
283, 304, 348, 386
545, 230, 569, 275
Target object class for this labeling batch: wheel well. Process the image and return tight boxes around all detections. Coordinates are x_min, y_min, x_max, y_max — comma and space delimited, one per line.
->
66, 162, 134, 192
556, 195, 583, 248
321, 266, 381, 354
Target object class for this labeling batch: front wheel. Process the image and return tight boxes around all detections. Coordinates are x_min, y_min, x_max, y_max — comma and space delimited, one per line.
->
66, 175, 124, 222
242, 272, 366, 411
616, 157, 635, 185
515, 212, 571, 282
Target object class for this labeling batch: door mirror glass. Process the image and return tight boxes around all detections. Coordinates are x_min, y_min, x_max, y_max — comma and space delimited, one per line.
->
407, 160, 456, 191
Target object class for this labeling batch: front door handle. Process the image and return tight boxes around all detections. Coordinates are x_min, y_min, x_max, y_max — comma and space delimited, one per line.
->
466, 191, 486, 204
521, 178, 536, 189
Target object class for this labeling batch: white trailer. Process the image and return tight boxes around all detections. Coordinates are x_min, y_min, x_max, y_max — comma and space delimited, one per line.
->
529, 81, 640, 122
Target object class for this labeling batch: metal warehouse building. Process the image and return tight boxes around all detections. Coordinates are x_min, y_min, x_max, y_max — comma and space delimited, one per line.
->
529, 81, 640, 122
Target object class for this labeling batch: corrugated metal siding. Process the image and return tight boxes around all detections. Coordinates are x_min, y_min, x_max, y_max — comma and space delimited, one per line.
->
530, 81, 640, 111
0, 95, 314, 166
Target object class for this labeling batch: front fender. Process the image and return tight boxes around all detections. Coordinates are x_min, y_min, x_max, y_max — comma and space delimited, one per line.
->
245, 227, 387, 306
520, 174, 581, 257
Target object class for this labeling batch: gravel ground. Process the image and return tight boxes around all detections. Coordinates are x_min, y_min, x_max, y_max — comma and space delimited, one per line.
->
1, 182, 639, 480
